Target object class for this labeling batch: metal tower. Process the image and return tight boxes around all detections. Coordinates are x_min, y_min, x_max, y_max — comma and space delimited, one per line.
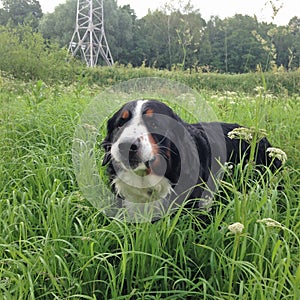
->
69, 0, 113, 67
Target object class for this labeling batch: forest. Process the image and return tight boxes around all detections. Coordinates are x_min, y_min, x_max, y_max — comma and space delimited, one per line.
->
0, 0, 300, 73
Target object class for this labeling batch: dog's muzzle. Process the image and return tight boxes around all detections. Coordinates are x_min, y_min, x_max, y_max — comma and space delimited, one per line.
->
118, 139, 142, 169
113, 135, 167, 176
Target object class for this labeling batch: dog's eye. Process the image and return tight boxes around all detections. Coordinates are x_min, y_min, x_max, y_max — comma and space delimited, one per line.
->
117, 110, 130, 128
117, 117, 128, 128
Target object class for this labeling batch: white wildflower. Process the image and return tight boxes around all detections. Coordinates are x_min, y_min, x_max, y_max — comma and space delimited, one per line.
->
266, 94, 276, 100
224, 162, 234, 170
224, 162, 234, 175
225, 91, 237, 96
253, 86, 265, 93
228, 127, 253, 142
257, 218, 282, 228
266, 147, 287, 164
228, 127, 267, 143
228, 222, 244, 234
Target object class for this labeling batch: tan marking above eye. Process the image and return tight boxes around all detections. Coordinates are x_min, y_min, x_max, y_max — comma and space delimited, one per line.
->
121, 110, 130, 119
145, 108, 154, 117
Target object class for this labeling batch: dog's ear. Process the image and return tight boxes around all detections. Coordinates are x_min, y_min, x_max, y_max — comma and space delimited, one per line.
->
101, 115, 116, 166
101, 147, 111, 166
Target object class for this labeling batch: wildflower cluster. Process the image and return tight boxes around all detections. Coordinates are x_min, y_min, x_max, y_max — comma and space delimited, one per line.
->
266, 147, 287, 164
257, 218, 282, 228
253, 85, 265, 94
228, 222, 244, 234
224, 162, 234, 174
227, 127, 267, 143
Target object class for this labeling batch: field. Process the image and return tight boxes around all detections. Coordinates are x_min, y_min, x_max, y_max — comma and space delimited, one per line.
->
0, 71, 299, 299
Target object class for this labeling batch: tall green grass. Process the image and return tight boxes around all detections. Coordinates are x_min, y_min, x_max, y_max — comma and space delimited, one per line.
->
0, 75, 299, 299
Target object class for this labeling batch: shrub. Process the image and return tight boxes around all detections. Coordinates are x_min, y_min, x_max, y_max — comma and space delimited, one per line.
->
0, 25, 83, 82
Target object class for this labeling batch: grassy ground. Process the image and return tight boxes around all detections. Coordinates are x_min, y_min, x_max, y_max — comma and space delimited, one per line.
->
0, 75, 299, 299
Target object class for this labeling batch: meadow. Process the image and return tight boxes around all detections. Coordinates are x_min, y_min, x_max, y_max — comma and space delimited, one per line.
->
0, 70, 299, 299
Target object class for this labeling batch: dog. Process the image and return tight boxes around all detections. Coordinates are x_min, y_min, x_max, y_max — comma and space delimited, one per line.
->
101, 99, 281, 221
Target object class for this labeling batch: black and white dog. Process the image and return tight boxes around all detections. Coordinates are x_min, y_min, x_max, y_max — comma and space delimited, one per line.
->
101, 99, 281, 220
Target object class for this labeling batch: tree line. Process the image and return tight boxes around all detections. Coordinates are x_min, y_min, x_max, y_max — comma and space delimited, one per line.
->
1, 0, 300, 73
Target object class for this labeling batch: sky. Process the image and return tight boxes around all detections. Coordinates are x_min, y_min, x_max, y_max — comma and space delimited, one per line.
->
37, 0, 298, 25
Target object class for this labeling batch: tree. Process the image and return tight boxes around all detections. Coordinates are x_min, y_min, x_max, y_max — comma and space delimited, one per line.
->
108, 4, 136, 64
205, 16, 227, 72
288, 16, 300, 69
273, 26, 293, 69
39, 0, 77, 47
0, 0, 43, 30
132, 6, 206, 69
224, 15, 266, 73
172, 10, 206, 69
206, 15, 274, 73
271, 17, 300, 70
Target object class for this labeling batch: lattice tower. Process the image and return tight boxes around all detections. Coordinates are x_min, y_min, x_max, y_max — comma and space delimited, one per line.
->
69, 0, 113, 67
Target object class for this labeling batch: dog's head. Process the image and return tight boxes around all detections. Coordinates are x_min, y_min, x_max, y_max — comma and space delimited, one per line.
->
102, 100, 186, 182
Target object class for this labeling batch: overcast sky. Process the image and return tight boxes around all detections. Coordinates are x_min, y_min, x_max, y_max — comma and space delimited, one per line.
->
38, 0, 298, 25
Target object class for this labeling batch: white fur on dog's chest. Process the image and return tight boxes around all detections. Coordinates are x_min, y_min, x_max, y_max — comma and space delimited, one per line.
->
113, 171, 172, 203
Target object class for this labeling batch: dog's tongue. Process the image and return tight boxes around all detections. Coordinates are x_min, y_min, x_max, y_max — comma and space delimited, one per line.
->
133, 159, 155, 176
133, 156, 167, 177
134, 168, 149, 177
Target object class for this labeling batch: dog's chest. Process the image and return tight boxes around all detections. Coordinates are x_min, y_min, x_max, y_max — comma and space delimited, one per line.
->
113, 171, 172, 203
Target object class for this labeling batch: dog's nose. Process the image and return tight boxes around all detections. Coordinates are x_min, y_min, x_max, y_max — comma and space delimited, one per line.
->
118, 139, 139, 155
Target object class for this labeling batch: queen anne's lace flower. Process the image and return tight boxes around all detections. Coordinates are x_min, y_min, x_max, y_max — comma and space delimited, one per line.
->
266, 147, 287, 164
228, 127, 253, 142
227, 127, 267, 143
228, 222, 244, 234
257, 218, 282, 227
